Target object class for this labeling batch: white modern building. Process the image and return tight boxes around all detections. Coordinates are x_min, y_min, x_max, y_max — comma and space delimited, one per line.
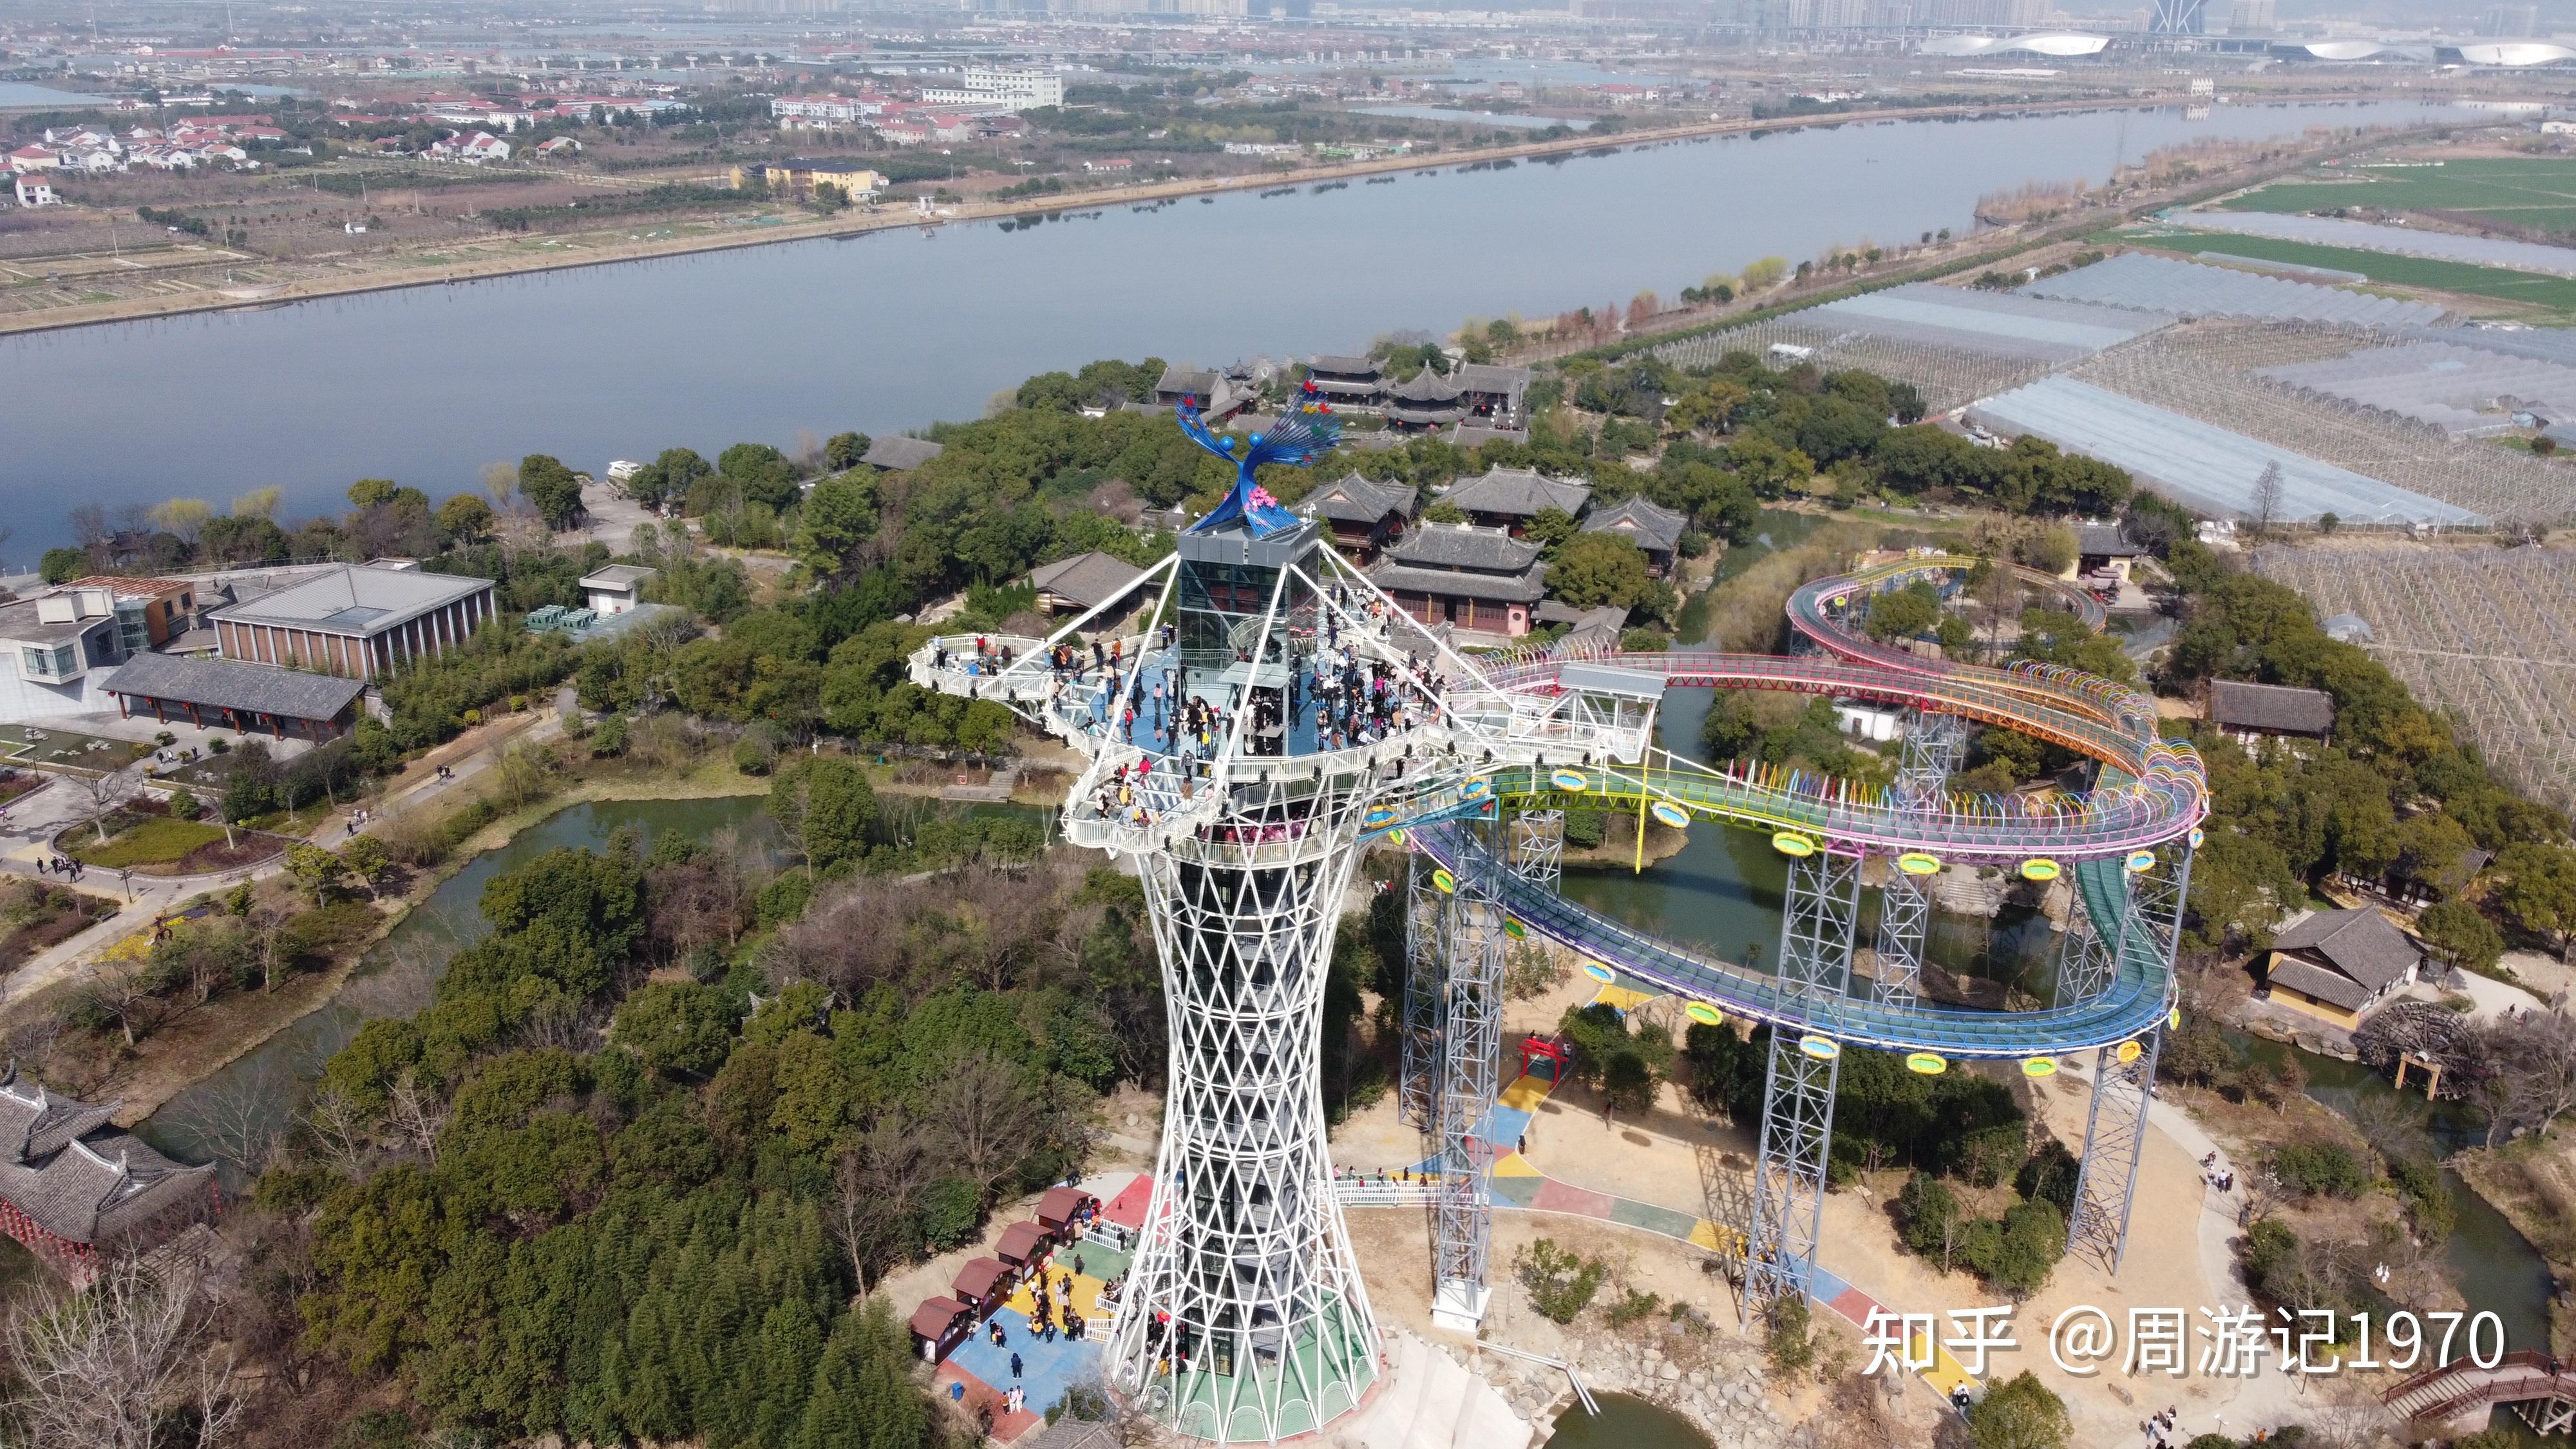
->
919, 68, 1065, 109
0, 587, 129, 720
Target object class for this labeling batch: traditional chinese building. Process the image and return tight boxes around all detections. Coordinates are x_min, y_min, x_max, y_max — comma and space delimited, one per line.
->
1439, 468, 1593, 534
1582, 495, 1689, 577
1367, 522, 1548, 637
1303, 355, 1387, 412
1383, 366, 1464, 431
0, 1068, 218, 1285
1294, 473, 1418, 561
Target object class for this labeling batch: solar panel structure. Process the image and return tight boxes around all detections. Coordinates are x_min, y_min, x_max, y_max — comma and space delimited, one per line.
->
2174, 210, 2576, 279
2258, 341, 2576, 438
2021, 252, 2450, 327
1967, 376, 2488, 526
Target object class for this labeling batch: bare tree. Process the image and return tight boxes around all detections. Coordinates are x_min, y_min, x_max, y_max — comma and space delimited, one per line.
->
383, 1070, 447, 1164
80, 959, 163, 1049
923, 1053, 1042, 1204
169, 1068, 285, 1180
2485, 1010, 2576, 1142
78, 764, 137, 846
2250, 460, 2284, 540
833, 1112, 931, 1289
6, 1255, 242, 1449
297, 1087, 372, 1179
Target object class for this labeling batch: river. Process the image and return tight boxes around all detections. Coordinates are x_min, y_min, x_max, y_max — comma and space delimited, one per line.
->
0, 98, 2465, 561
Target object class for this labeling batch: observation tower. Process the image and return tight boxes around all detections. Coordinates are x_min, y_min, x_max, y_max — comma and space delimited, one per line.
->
911, 391, 2206, 1444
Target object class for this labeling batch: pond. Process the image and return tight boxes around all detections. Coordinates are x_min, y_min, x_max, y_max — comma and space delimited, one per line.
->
137, 795, 781, 1188
1564, 510, 2063, 993
1540, 1392, 1712, 1449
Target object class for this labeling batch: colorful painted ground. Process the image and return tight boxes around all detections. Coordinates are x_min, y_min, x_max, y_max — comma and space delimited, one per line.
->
931, 1185, 1142, 1441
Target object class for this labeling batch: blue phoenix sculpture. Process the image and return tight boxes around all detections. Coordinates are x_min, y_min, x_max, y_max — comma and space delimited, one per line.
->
1179, 380, 1344, 537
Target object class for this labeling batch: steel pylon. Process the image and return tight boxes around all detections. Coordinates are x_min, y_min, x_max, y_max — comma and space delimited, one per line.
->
2067, 837, 2192, 1273
1508, 808, 1565, 894
1430, 817, 1507, 1330
1398, 853, 1445, 1132
1871, 712, 1965, 1007
1742, 848, 1859, 1322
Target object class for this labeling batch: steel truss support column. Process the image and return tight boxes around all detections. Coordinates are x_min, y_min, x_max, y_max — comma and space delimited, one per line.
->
1398, 853, 1446, 1132
2067, 836, 2192, 1274
1871, 711, 1965, 1009
2069, 1028, 2162, 1274
1431, 817, 1507, 1331
2050, 887, 2121, 1009
1508, 808, 1565, 894
1743, 848, 1860, 1323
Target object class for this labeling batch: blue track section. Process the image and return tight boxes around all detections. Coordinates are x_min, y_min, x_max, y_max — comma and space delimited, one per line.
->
1418, 822, 2166, 1058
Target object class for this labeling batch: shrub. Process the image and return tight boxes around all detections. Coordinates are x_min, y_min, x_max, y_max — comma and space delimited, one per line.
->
166, 788, 202, 822
1604, 1287, 1662, 1329
1515, 1238, 1608, 1323
1763, 1294, 1814, 1376
1971, 1370, 2071, 1449
2271, 1142, 2367, 1199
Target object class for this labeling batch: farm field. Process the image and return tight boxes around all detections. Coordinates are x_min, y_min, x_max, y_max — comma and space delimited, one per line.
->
2221, 158, 2576, 234
2253, 541, 2576, 816
2110, 227, 2576, 315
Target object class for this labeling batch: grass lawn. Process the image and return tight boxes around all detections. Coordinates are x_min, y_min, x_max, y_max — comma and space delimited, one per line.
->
69, 816, 228, 869
2222, 158, 2576, 235
2109, 228, 2576, 316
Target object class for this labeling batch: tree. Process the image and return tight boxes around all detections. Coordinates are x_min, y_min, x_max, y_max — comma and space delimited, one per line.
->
519, 453, 585, 529
923, 1052, 1043, 1205
286, 842, 342, 906
612, 981, 736, 1077
719, 442, 802, 512
1520, 506, 1580, 559
1741, 256, 1788, 291
5, 1256, 240, 1449
77, 765, 134, 846
768, 757, 880, 875
149, 498, 212, 544
1896, 1171, 1965, 1273
437, 493, 495, 544
1970, 1371, 2072, 1449
627, 447, 712, 510
39, 548, 86, 585
340, 833, 394, 900
231, 485, 282, 522
824, 431, 872, 471
2250, 460, 2284, 538
1546, 533, 1656, 611
348, 477, 399, 509
2418, 899, 2503, 976
1865, 582, 1941, 641
2498, 841, 2576, 960
795, 473, 880, 576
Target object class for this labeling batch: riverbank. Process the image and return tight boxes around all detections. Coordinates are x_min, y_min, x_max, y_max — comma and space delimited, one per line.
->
2453, 1142, 2576, 1359
0, 92, 2412, 341
61, 748, 770, 1128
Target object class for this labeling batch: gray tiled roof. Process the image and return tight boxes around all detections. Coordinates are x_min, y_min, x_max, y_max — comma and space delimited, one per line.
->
1443, 467, 1592, 520
1296, 473, 1417, 526
1450, 424, 1529, 448
860, 435, 945, 471
1367, 560, 1549, 604
102, 652, 366, 723
1582, 496, 1685, 554
1383, 523, 1542, 572
1388, 366, 1461, 404
1156, 366, 1220, 397
2209, 679, 2336, 735
1453, 363, 1531, 397
210, 563, 489, 636
0, 1070, 213, 1245
2076, 523, 2141, 557
1027, 550, 1146, 611
2271, 907, 2421, 1008
2267, 958, 2376, 1013
1308, 354, 1380, 377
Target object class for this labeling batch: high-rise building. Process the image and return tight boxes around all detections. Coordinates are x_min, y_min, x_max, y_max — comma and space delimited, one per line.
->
2148, 0, 2205, 33
2227, 0, 2274, 33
